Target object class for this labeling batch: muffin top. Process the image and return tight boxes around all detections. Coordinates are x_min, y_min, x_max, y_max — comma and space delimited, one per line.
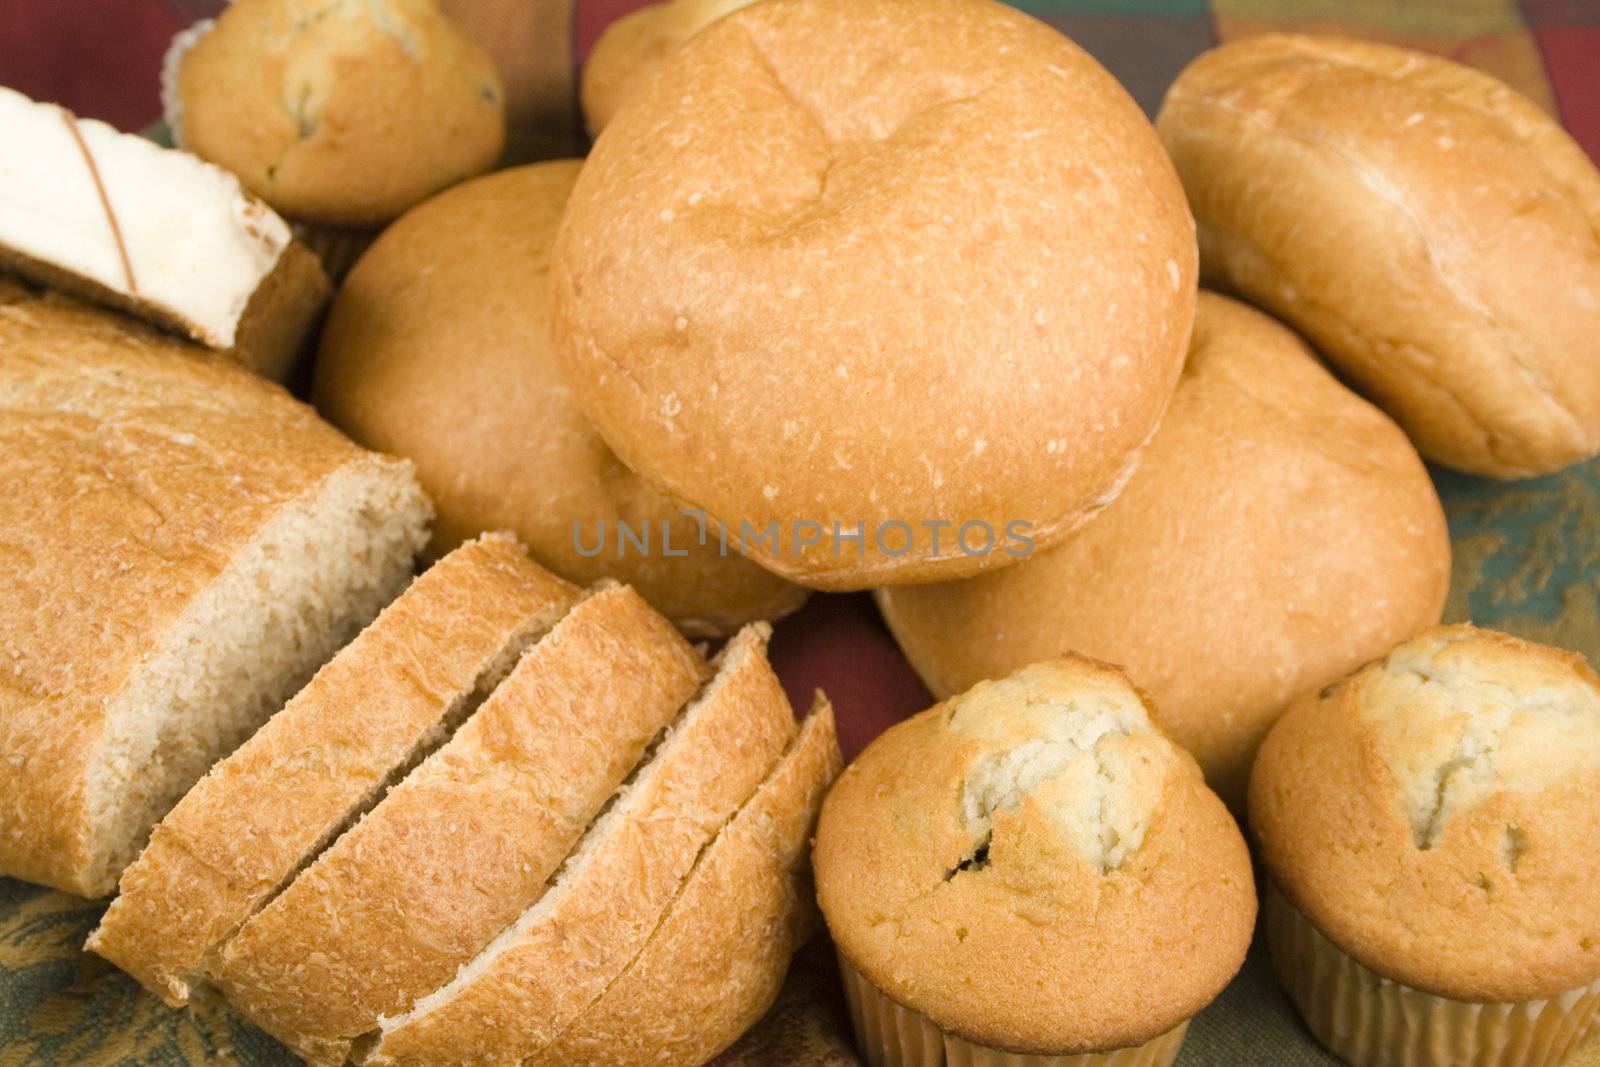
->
814, 658, 1255, 1054
1251, 624, 1600, 1001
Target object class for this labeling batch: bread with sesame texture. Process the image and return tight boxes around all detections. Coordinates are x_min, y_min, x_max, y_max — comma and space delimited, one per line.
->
86, 534, 577, 1005
313, 160, 806, 635
167, 0, 505, 226
877, 292, 1451, 809
367, 622, 798, 1065
1157, 34, 1600, 477
533, 697, 841, 1067
0, 294, 429, 899
1250, 624, 1600, 1001
553, 0, 1195, 588
211, 584, 707, 1065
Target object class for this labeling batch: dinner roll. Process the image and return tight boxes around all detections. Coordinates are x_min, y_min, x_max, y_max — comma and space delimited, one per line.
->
1157, 34, 1600, 478
581, 0, 755, 136
314, 160, 805, 636
553, 0, 1196, 589
878, 293, 1451, 808
168, 0, 505, 226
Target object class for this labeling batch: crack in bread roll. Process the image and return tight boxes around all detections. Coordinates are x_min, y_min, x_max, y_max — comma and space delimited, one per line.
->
1157, 34, 1600, 478
553, 0, 1197, 589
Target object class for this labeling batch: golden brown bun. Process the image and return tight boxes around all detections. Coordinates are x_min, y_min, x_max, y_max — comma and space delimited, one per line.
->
532, 699, 841, 1067
877, 292, 1451, 809
580, 0, 756, 136
1251, 624, 1600, 1003
1157, 34, 1600, 478
173, 0, 505, 226
553, 0, 1196, 589
86, 535, 576, 1006
0, 294, 428, 898
814, 659, 1255, 1055
212, 585, 707, 1065
314, 161, 806, 636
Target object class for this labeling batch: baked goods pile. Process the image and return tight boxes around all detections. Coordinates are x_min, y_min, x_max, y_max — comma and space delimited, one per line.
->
3, 0, 1600, 1064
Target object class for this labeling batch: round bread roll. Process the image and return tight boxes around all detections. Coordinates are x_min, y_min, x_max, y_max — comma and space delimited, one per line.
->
877, 292, 1451, 809
553, 0, 1197, 590
581, 0, 755, 136
168, 0, 505, 226
1251, 626, 1600, 1062
314, 160, 806, 636
1157, 34, 1600, 479
814, 658, 1255, 1060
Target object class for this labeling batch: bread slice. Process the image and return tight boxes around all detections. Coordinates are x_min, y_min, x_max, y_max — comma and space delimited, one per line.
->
531, 697, 840, 1067
365, 622, 799, 1065
86, 534, 578, 1006
211, 584, 708, 1065
0, 85, 329, 380
0, 295, 430, 898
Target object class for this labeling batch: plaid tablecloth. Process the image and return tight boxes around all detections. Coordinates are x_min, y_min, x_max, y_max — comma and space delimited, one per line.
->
2, 1, 1600, 1064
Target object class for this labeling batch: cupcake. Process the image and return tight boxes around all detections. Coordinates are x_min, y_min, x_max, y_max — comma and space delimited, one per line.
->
814, 658, 1256, 1067
1251, 624, 1600, 1067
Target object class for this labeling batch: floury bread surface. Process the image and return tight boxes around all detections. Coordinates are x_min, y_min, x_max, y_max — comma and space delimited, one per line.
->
0, 86, 329, 380
0, 294, 429, 898
86, 535, 577, 1006
1158, 34, 1600, 477
553, 0, 1196, 588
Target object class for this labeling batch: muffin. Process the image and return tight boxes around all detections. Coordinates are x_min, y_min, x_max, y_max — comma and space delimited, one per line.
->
814, 658, 1256, 1066
166, 0, 505, 226
877, 292, 1451, 811
1251, 625, 1600, 1067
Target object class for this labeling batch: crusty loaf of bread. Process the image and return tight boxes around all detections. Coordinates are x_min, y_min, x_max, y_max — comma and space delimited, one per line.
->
0, 294, 430, 898
534, 698, 841, 1067
367, 622, 797, 1065
86, 534, 577, 1006
0, 86, 329, 381
211, 584, 707, 1065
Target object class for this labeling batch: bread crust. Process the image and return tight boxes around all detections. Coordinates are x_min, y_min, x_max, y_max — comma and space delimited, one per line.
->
1250, 624, 1600, 1001
367, 622, 799, 1065
534, 698, 841, 1067
814, 659, 1255, 1054
554, 0, 1195, 588
211, 584, 707, 1065
0, 295, 415, 898
1157, 34, 1600, 477
877, 292, 1450, 808
85, 534, 577, 1006
174, 0, 505, 225
313, 161, 806, 635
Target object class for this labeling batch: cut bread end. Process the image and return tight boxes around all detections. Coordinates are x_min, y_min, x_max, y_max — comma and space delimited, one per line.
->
79, 457, 430, 897
365, 622, 796, 1065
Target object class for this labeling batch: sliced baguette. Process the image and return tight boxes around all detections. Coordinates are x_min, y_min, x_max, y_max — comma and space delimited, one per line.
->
86, 533, 578, 1006
0, 86, 329, 380
0, 294, 429, 898
366, 622, 799, 1065
211, 583, 708, 1065
530, 697, 840, 1067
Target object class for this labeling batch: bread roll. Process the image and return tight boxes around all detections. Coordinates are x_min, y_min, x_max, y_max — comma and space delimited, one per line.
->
581, 0, 755, 136
553, 0, 1196, 589
167, 0, 505, 226
212, 585, 706, 1065
0, 86, 328, 380
0, 295, 429, 898
86, 534, 576, 1006
314, 161, 806, 636
878, 293, 1450, 808
531, 699, 841, 1067
1157, 34, 1600, 478
367, 623, 797, 1065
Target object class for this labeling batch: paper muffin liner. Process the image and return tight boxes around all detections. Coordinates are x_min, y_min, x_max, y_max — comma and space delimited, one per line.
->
289, 222, 376, 285
1265, 882, 1600, 1067
837, 951, 1189, 1067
